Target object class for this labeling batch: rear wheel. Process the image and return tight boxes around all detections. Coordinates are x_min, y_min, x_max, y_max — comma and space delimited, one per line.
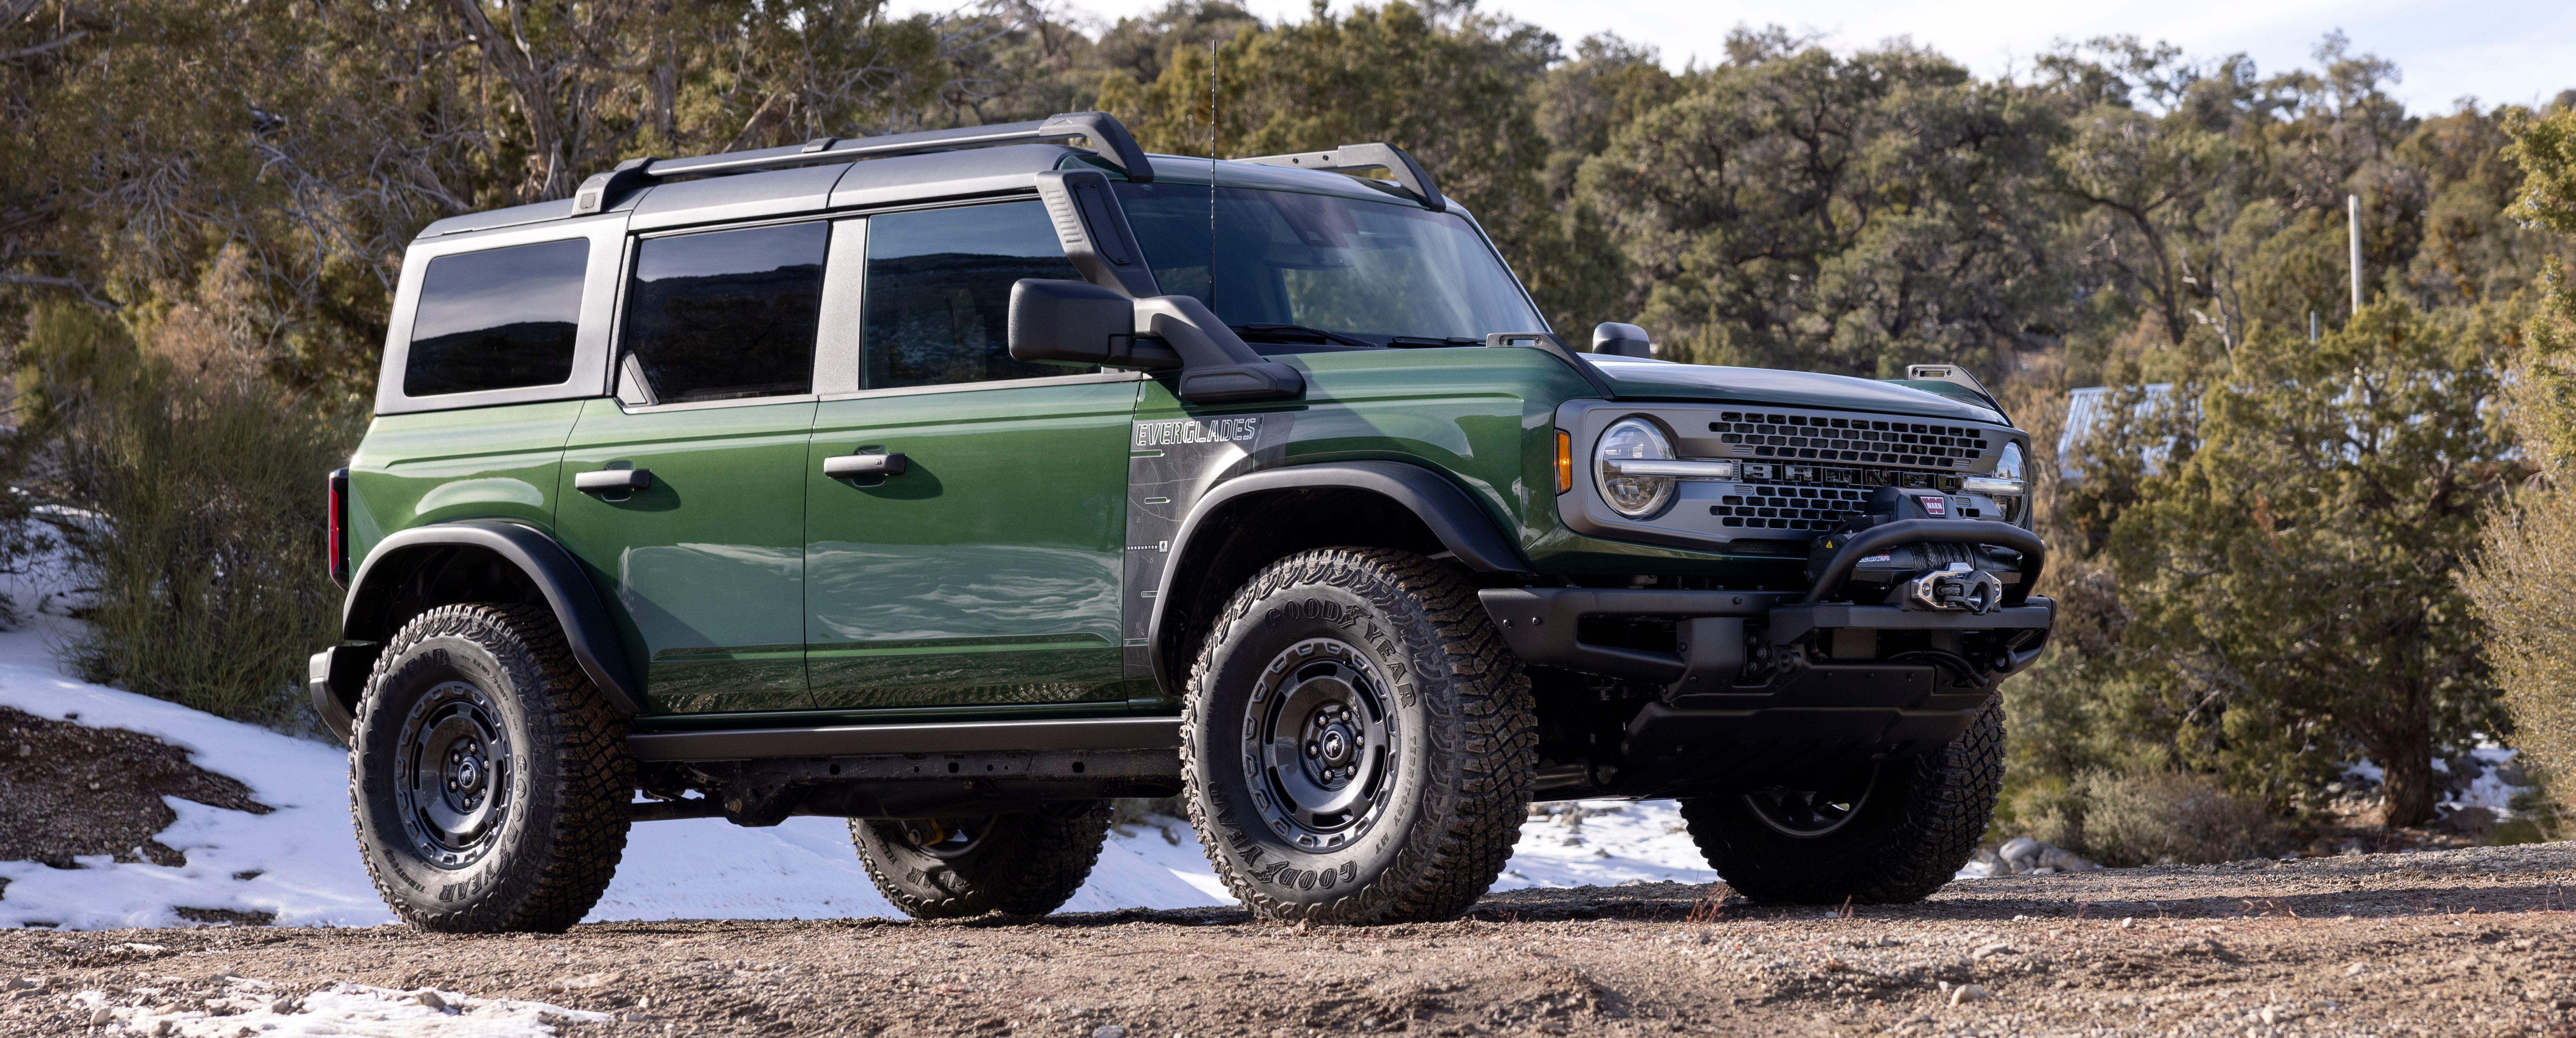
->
848, 801, 1112, 919
1680, 700, 2003, 904
350, 604, 633, 933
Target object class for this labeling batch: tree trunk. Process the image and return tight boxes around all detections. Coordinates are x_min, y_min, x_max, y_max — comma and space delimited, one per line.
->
2352, 687, 2437, 828
2376, 750, 2438, 828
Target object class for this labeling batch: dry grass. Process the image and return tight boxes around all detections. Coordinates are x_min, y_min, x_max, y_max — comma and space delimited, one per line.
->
17, 297, 359, 728
2015, 768, 2279, 866
2461, 484, 2576, 835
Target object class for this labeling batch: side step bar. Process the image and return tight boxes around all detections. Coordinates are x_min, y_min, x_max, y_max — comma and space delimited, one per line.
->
626, 716, 1182, 763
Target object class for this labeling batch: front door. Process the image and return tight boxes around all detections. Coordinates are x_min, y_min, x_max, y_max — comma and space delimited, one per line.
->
804, 200, 1138, 714
555, 220, 831, 715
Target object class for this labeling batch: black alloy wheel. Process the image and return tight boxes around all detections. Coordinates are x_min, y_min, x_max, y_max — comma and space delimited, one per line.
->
393, 682, 515, 868
1742, 765, 1880, 838
1243, 639, 1401, 852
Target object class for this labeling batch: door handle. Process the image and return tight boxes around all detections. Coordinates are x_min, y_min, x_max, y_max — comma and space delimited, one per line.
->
574, 468, 653, 493
824, 453, 907, 478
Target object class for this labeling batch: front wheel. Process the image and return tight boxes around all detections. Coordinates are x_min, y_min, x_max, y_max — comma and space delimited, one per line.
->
1183, 548, 1537, 924
1680, 700, 2004, 904
848, 802, 1113, 919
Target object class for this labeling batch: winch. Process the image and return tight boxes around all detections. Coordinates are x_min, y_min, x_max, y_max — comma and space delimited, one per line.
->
1806, 487, 2024, 611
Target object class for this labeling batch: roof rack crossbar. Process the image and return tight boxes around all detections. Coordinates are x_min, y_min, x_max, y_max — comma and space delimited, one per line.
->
570, 112, 1154, 215
1235, 143, 1445, 212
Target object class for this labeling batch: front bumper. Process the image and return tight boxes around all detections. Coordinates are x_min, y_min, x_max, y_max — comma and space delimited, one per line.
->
1481, 585, 2049, 797
1478, 586, 2053, 687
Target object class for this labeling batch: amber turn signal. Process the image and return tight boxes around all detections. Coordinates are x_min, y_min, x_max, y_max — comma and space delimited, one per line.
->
1554, 430, 1573, 494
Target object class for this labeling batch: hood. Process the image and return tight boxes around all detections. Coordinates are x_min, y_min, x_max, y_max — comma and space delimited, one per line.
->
1584, 357, 2006, 425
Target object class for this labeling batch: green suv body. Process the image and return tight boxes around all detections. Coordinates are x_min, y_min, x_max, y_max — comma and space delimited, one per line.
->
313, 113, 2051, 931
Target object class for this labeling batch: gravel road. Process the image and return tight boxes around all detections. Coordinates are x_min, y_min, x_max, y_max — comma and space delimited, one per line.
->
5, 842, 2573, 1037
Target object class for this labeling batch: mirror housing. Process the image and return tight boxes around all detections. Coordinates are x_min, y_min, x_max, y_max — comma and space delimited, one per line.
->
1007, 279, 1179, 370
1591, 321, 1655, 358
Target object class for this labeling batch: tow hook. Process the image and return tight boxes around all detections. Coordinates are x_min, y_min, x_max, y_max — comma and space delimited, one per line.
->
1905, 563, 2003, 615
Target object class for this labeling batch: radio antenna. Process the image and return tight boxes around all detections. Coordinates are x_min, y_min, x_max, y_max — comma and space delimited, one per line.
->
1208, 35, 1218, 314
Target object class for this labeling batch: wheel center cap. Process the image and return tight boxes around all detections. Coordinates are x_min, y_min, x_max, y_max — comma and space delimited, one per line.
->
1318, 726, 1352, 765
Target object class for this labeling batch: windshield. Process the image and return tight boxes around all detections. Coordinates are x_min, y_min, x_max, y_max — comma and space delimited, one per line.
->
1114, 182, 1545, 347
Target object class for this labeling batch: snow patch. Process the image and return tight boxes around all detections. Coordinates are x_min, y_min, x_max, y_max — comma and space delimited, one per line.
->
70, 979, 608, 1037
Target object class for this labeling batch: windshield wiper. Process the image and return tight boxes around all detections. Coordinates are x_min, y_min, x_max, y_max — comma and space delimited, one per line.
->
1231, 322, 1382, 350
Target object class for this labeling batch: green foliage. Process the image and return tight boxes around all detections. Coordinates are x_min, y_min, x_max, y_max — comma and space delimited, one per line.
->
1572, 31, 2064, 377
15, 295, 361, 726
2091, 303, 2517, 825
2461, 102, 2576, 826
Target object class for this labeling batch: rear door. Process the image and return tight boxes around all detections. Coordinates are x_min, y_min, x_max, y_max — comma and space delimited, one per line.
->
554, 220, 830, 715
803, 200, 1141, 715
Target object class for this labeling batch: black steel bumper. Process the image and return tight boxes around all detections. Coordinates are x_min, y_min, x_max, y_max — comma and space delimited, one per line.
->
1482, 520, 2053, 796
1477, 586, 2054, 685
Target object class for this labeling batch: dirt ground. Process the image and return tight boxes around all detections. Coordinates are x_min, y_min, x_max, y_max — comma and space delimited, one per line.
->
0, 706, 269, 871
4, 842, 2573, 1038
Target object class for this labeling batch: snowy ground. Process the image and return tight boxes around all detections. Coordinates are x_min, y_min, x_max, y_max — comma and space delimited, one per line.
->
0, 570, 1713, 931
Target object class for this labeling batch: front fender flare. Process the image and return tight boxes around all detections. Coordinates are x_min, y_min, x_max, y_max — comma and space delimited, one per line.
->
341, 519, 643, 715
1146, 460, 1533, 692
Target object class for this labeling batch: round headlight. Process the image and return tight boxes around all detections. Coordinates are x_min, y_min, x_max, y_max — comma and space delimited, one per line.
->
1596, 419, 1676, 517
1993, 441, 2026, 483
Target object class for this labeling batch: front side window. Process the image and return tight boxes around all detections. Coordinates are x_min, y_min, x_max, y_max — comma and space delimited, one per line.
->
623, 221, 828, 404
1115, 183, 1544, 346
404, 238, 589, 397
863, 201, 1087, 389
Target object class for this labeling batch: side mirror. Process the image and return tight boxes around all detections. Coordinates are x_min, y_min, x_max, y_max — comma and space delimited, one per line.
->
1009, 279, 1144, 367
1007, 278, 1300, 399
1591, 321, 1655, 358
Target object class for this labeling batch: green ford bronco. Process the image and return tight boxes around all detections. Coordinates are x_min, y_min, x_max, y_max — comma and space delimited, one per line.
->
309, 112, 2051, 932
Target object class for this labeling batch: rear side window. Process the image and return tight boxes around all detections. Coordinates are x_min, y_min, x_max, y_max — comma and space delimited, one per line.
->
623, 221, 828, 404
863, 201, 1087, 388
403, 238, 589, 397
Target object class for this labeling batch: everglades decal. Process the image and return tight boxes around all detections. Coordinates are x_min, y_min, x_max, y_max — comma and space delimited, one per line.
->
1133, 416, 1263, 447
1122, 412, 1295, 677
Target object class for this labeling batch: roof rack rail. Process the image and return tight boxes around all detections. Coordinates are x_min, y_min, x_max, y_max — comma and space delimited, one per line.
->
570, 111, 1154, 216
1236, 143, 1445, 212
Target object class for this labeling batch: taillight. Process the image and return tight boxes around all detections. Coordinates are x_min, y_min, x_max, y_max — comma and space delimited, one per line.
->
328, 468, 350, 589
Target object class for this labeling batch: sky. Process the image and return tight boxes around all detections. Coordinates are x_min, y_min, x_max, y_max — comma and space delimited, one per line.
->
897, 0, 2576, 114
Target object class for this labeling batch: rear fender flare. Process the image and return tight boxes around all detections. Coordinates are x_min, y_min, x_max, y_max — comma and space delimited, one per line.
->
1147, 460, 1532, 692
341, 519, 643, 715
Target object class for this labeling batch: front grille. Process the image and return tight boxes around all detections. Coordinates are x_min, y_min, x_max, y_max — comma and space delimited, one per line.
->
1706, 468, 1986, 534
1709, 410, 1992, 470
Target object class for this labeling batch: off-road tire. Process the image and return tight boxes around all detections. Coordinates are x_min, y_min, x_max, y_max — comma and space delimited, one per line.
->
848, 801, 1114, 918
1680, 700, 2003, 905
350, 603, 633, 933
1183, 547, 1537, 924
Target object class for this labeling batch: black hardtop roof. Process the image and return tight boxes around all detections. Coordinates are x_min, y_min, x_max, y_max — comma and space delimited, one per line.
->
413, 112, 1447, 243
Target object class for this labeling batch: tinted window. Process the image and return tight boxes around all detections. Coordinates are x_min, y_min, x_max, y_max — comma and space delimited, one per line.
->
863, 202, 1087, 388
1116, 183, 1543, 344
404, 238, 589, 397
624, 222, 827, 403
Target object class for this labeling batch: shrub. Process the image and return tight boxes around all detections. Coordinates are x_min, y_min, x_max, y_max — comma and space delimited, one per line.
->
2013, 768, 2278, 866
15, 300, 361, 727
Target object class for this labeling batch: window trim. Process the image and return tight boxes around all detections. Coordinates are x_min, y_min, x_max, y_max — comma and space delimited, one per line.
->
608, 215, 836, 412
374, 214, 629, 416
841, 196, 1107, 395
816, 368, 1146, 405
